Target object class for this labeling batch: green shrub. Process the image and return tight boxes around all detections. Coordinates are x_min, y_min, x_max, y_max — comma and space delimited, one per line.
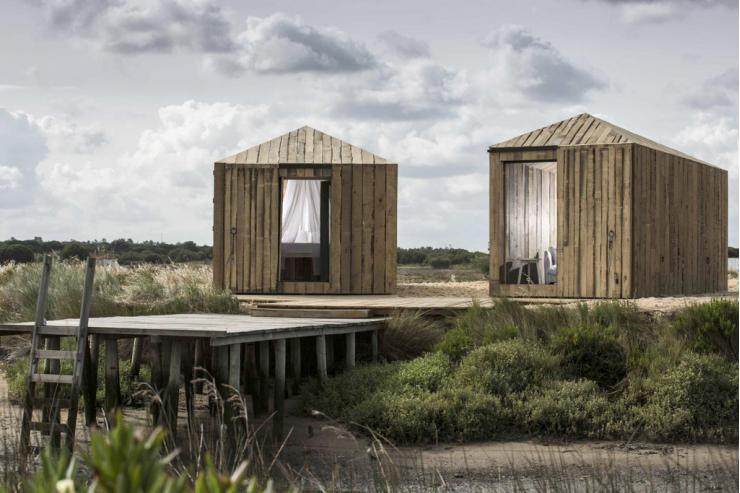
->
0, 245, 34, 264
514, 380, 622, 439
381, 311, 444, 361
347, 386, 508, 444
304, 363, 401, 419
454, 339, 558, 396
59, 242, 90, 261
551, 325, 627, 389
435, 302, 519, 361
427, 255, 451, 269
672, 299, 738, 360
639, 352, 738, 442
388, 352, 451, 393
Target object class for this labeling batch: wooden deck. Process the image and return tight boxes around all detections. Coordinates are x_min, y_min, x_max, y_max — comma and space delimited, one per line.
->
236, 294, 584, 316
0, 313, 384, 346
1, 313, 386, 443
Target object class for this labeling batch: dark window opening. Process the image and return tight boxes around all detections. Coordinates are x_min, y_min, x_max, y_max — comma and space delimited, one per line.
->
279, 179, 330, 282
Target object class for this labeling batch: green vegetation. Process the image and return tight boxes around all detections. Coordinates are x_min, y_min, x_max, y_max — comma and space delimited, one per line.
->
0, 238, 212, 265
0, 245, 34, 264
4, 414, 277, 493
672, 299, 738, 360
0, 260, 238, 405
306, 299, 739, 445
397, 247, 488, 273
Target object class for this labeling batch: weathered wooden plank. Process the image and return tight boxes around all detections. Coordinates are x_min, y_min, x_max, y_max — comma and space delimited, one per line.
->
351, 158, 363, 293
385, 164, 397, 294
361, 164, 374, 293
341, 164, 353, 292
373, 164, 387, 292
330, 165, 342, 292
213, 165, 226, 290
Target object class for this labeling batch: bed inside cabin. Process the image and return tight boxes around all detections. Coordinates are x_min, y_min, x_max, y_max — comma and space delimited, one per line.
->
279, 179, 330, 282
503, 161, 557, 285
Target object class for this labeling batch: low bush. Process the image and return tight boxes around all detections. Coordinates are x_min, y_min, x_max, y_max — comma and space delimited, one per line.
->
672, 299, 738, 360
388, 352, 450, 393
551, 325, 627, 389
514, 380, 623, 439
454, 339, 558, 396
638, 352, 738, 443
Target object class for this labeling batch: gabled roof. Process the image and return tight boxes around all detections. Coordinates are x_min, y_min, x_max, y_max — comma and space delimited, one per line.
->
216, 126, 392, 165
489, 113, 712, 166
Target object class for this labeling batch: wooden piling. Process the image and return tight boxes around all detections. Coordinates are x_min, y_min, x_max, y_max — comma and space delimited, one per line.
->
82, 337, 97, 426
371, 330, 379, 362
163, 341, 183, 438
130, 337, 143, 380
316, 335, 328, 386
326, 335, 334, 372
273, 339, 286, 441
258, 341, 270, 415
290, 338, 301, 394
345, 333, 356, 370
104, 337, 121, 419
245, 344, 259, 416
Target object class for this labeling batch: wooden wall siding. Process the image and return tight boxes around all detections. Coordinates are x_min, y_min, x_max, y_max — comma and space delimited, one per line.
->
491, 145, 631, 298
557, 144, 632, 298
631, 144, 727, 297
214, 126, 397, 294
504, 163, 557, 267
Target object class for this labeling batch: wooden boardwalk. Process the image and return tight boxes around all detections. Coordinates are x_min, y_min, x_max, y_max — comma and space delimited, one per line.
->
0, 314, 384, 345
236, 294, 583, 316
1, 313, 385, 443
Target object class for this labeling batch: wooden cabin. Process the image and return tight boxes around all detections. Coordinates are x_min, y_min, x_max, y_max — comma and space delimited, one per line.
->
489, 113, 727, 298
213, 126, 397, 295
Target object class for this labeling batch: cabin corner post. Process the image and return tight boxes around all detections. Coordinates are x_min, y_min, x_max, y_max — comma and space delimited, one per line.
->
213, 164, 226, 291
489, 151, 503, 296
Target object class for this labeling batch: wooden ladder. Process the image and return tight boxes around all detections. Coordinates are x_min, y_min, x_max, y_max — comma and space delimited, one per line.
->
20, 255, 96, 454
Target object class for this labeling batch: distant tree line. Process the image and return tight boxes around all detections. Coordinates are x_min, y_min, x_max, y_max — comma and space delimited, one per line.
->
397, 246, 489, 273
0, 237, 212, 265
729, 247, 739, 258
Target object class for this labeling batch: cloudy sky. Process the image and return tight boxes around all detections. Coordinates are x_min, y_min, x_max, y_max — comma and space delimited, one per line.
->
1, 0, 737, 250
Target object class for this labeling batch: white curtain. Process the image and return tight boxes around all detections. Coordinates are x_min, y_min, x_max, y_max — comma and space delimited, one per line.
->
281, 180, 321, 243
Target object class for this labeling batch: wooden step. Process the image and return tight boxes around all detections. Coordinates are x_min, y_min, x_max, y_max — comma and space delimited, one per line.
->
31, 374, 74, 385
250, 307, 372, 319
34, 349, 76, 361
30, 422, 71, 435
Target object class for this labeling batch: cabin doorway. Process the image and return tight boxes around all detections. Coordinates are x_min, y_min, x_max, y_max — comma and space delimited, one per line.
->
279, 179, 330, 282
503, 161, 557, 285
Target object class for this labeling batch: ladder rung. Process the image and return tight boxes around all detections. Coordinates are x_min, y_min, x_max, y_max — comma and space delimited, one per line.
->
32, 398, 71, 409
35, 350, 76, 360
37, 326, 77, 336
30, 422, 71, 435
31, 374, 74, 385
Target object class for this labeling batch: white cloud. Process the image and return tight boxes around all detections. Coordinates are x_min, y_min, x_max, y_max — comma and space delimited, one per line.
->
588, 0, 737, 24
33, 115, 105, 153
331, 59, 468, 121
0, 110, 47, 208
619, 2, 679, 23
683, 68, 738, 114
208, 13, 376, 75
377, 31, 431, 59
480, 25, 606, 105
35, 0, 235, 53
0, 165, 23, 190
